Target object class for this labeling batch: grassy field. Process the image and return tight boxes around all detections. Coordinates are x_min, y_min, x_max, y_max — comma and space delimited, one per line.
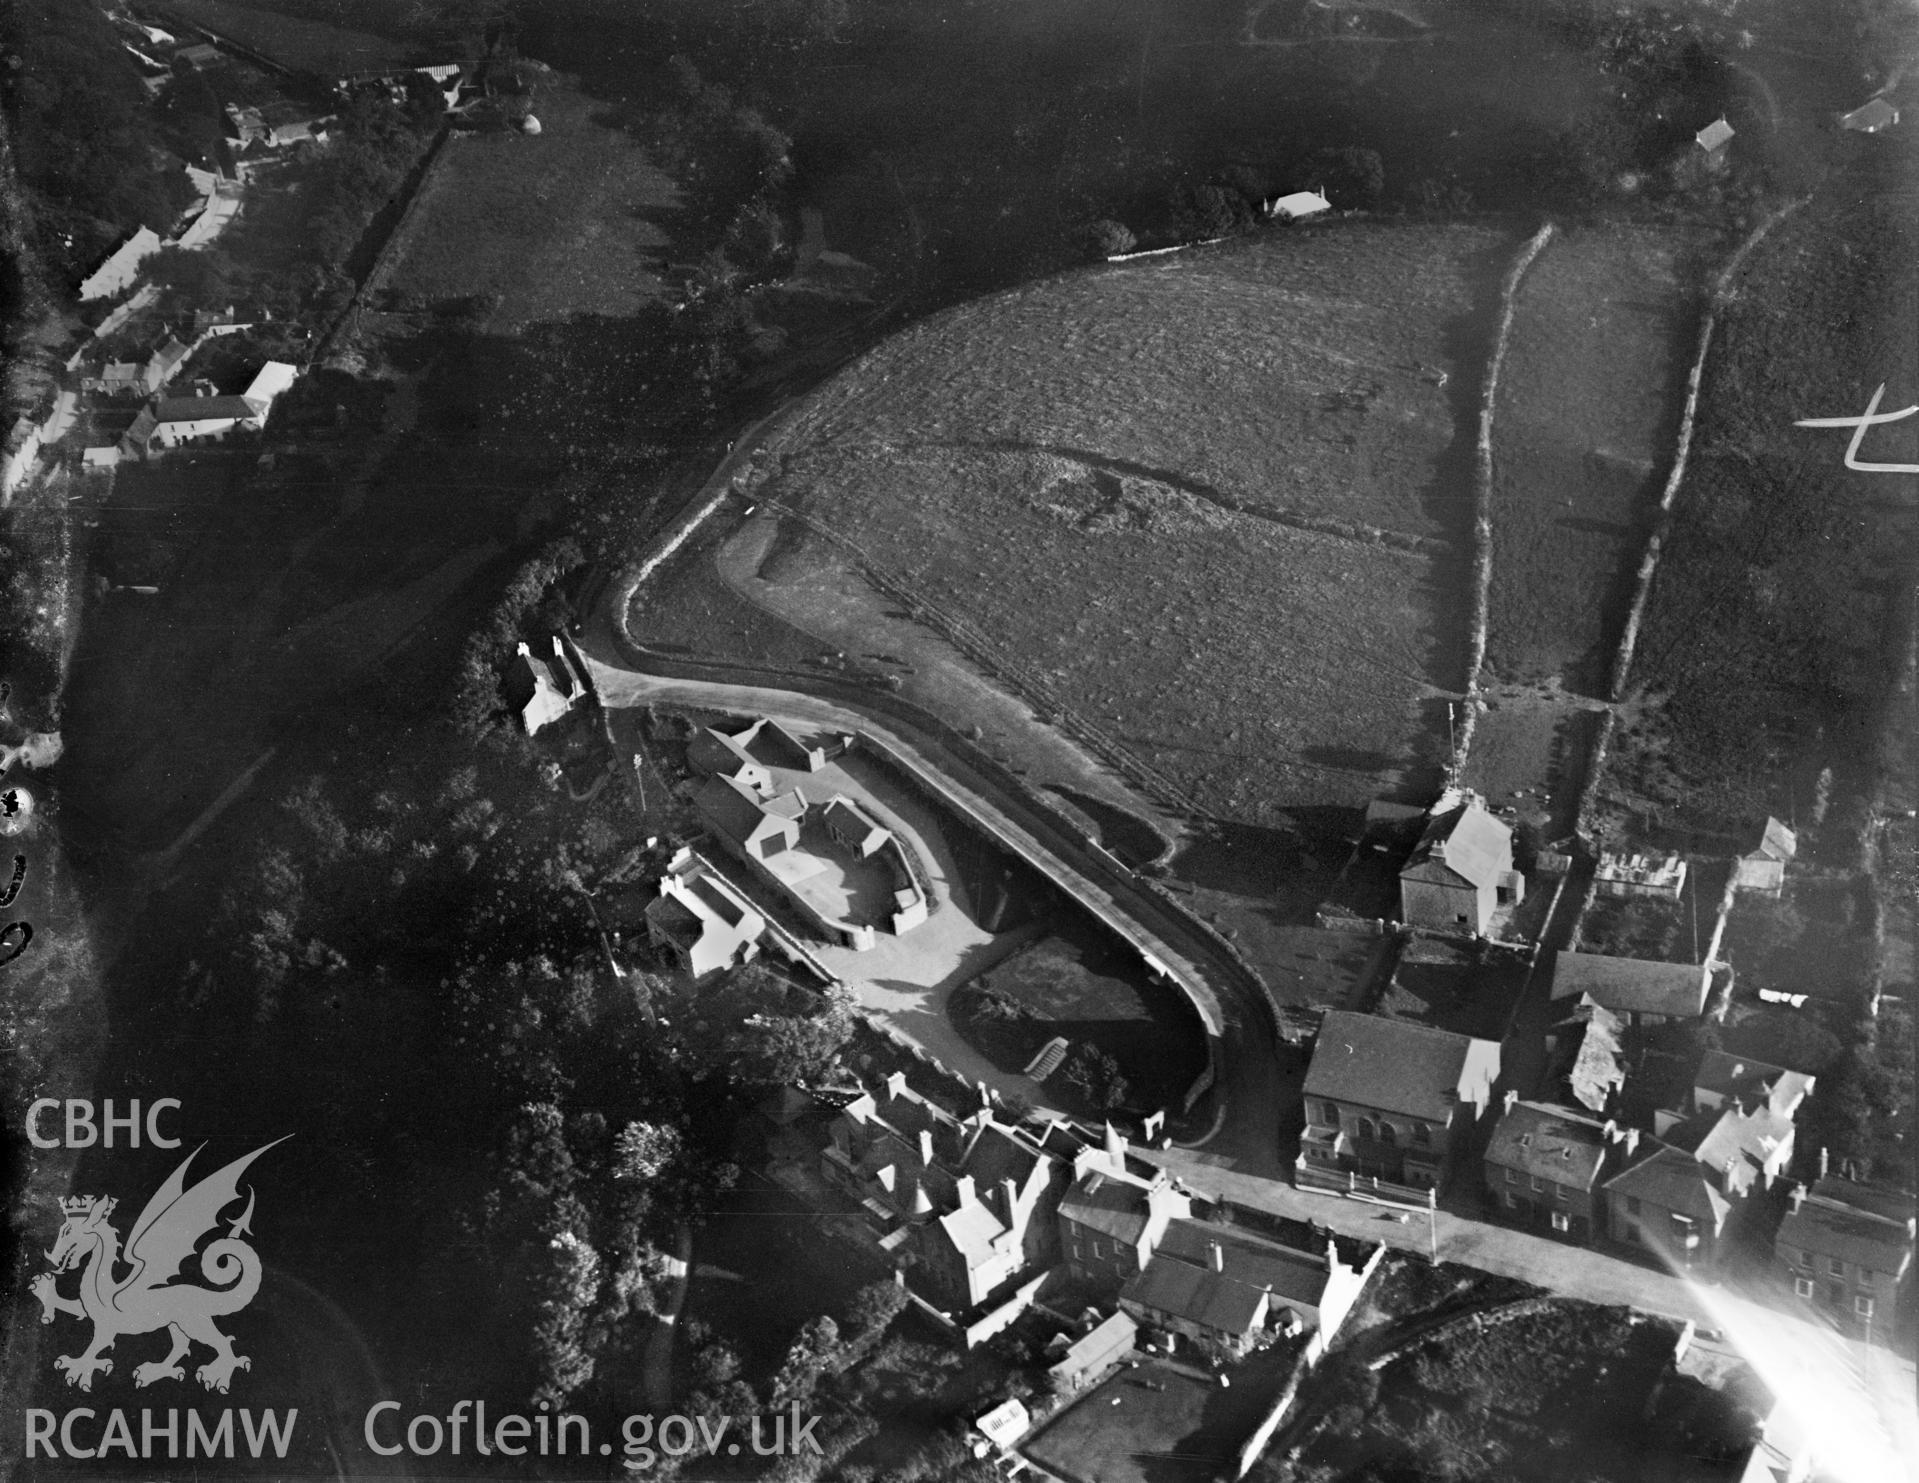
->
381, 74, 680, 329
1484, 224, 1696, 689
152, 0, 416, 75
713, 222, 1513, 824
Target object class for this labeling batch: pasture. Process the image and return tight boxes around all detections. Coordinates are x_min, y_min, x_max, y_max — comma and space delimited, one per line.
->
720, 223, 1516, 825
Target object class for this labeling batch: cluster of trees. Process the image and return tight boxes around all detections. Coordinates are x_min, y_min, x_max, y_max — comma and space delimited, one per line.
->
652, 55, 794, 272
1, 0, 195, 284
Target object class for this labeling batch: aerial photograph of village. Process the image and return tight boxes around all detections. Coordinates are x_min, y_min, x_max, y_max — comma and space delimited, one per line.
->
0, 0, 1915, 1479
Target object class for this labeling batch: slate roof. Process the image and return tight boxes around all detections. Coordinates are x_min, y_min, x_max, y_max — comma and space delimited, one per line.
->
1484, 1102, 1610, 1190
1565, 1003, 1627, 1114
1060, 1167, 1162, 1246
1304, 1010, 1499, 1124
1751, 817, 1797, 862
1692, 1050, 1813, 1117
696, 772, 772, 847
1123, 1257, 1265, 1337
1780, 1177, 1916, 1274
1553, 951, 1709, 1019
154, 394, 260, 423
1402, 797, 1511, 890
1604, 1144, 1731, 1226
1153, 1220, 1335, 1309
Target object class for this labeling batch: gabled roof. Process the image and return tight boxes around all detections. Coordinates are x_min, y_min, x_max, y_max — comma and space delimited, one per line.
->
1484, 1102, 1610, 1191
1696, 117, 1735, 151
1674, 1104, 1794, 1194
1401, 794, 1510, 891
1780, 1177, 1915, 1274
1692, 1050, 1813, 1117
154, 395, 259, 424
697, 771, 774, 846
1564, 1002, 1627, 1114
1269, 190, 1332, 220
938, 1198, 1011, 1266
1123, 1257, 1265, 1337
1552, 951, 1709, 1019
1604, 1143, 1731, 1226
1747, 817, 1797, 863
1304, 1010, 1499, 1124
1840, 97, 1899, 133
1059, 1169, 1157, 1245
1153, 1220, 1336, 1309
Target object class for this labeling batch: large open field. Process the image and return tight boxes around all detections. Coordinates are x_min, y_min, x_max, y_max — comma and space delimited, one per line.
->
152, 0, 416, 75
380, 74, 680, 330
689, 222, 1515, 825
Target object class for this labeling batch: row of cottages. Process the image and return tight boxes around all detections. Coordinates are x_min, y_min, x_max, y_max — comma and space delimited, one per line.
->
78, 226, 165, 302
1298, 1010, 1502, 1193
1484, 1049, 1815, 1268
1775, 1173, 1914, 1336
692, 717, 929, 949
1396, 788, 1523, 936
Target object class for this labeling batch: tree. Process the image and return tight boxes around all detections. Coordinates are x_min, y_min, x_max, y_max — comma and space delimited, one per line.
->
845, 1279, 907, 1341
1081, 219, 1135, 260
771, 1316, 841, 1407
1309, 147, 1384, 209
614, 1119, 684, 1182
529, 1227, 601, 1408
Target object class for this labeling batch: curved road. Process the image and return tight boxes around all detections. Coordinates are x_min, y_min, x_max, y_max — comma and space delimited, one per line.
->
573, 607, 1283, 1166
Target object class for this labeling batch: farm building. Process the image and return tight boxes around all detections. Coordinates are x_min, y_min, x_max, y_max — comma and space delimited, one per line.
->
1397, 788, 1522, 934
1118, 1219, 1380, 1363
78, 226, 164, 302
1595, 850, 1688, 902
1733, 817, 1796, 895
1551, 951, 1710, 1026
1840, 97, 1899, 133
121, 394, 264, 455
1299, 1010, 1501, 1192
1266, 190, 1332, 222
643, 848, 765, 979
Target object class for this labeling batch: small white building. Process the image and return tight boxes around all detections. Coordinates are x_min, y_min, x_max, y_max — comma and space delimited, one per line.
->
1695, 117, 1735, 154
1595, 850, 1687, 902
1840, 97, 1899, 134
1266, 190, 1332, 223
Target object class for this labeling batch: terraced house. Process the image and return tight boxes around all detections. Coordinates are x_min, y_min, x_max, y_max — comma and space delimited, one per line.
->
1481, 1098, 1616, 1241
1299, 1011, 1501, 1193
1055, 1124, 1191, 1292
1774, 1176, 1915, 1337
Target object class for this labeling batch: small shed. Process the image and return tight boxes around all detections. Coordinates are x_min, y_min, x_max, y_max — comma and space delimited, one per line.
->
1840, 97, 1899, 134
1695, 118, 1735, 153
1266, 190, 1332, 223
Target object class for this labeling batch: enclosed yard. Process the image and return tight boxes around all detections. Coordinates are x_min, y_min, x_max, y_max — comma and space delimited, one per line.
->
687, 223, 1516, 825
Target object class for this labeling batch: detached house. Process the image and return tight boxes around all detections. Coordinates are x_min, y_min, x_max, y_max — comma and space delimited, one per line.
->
1397, 789, 1522, 935
1299, 1011, 1501, 1192
1775, 1176, 1914, 1336
1482, 1098, 1614, 1241
643, 848, 765, 979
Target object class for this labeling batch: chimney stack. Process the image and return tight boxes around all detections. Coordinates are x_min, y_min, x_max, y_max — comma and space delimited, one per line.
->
1603, 1119, 1618, 1143
918, 1129, 935, 1168
1819, 1145, 1829, 1178
1209, 1241, 1225, 1273
1623, 1128, 1640, 1156
885, 1070, 908, 1101
955, 1174, 976, 1206
1503, 1089, 1518, 1116
1002, 1178, 1021, 1222
1788, 1182, 1806, 1214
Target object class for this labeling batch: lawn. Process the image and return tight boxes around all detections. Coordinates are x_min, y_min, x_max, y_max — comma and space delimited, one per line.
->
380, 74, 681, 329
152, 0, 417, 75
1484, 224, 1697, 690
950, 923, 1208, 1116
705, 223, 1515, 825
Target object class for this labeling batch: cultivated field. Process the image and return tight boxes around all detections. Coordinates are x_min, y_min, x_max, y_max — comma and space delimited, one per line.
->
716, 223, 1515, 823
1484, 224, 1695, 688
380, 75, 680, 330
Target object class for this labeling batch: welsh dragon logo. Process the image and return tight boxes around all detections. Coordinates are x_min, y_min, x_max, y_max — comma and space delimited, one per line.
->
31, 1138, 288, 1394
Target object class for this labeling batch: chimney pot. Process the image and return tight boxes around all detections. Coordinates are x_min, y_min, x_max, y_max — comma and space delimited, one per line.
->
1210, 1241, 1225, 1273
